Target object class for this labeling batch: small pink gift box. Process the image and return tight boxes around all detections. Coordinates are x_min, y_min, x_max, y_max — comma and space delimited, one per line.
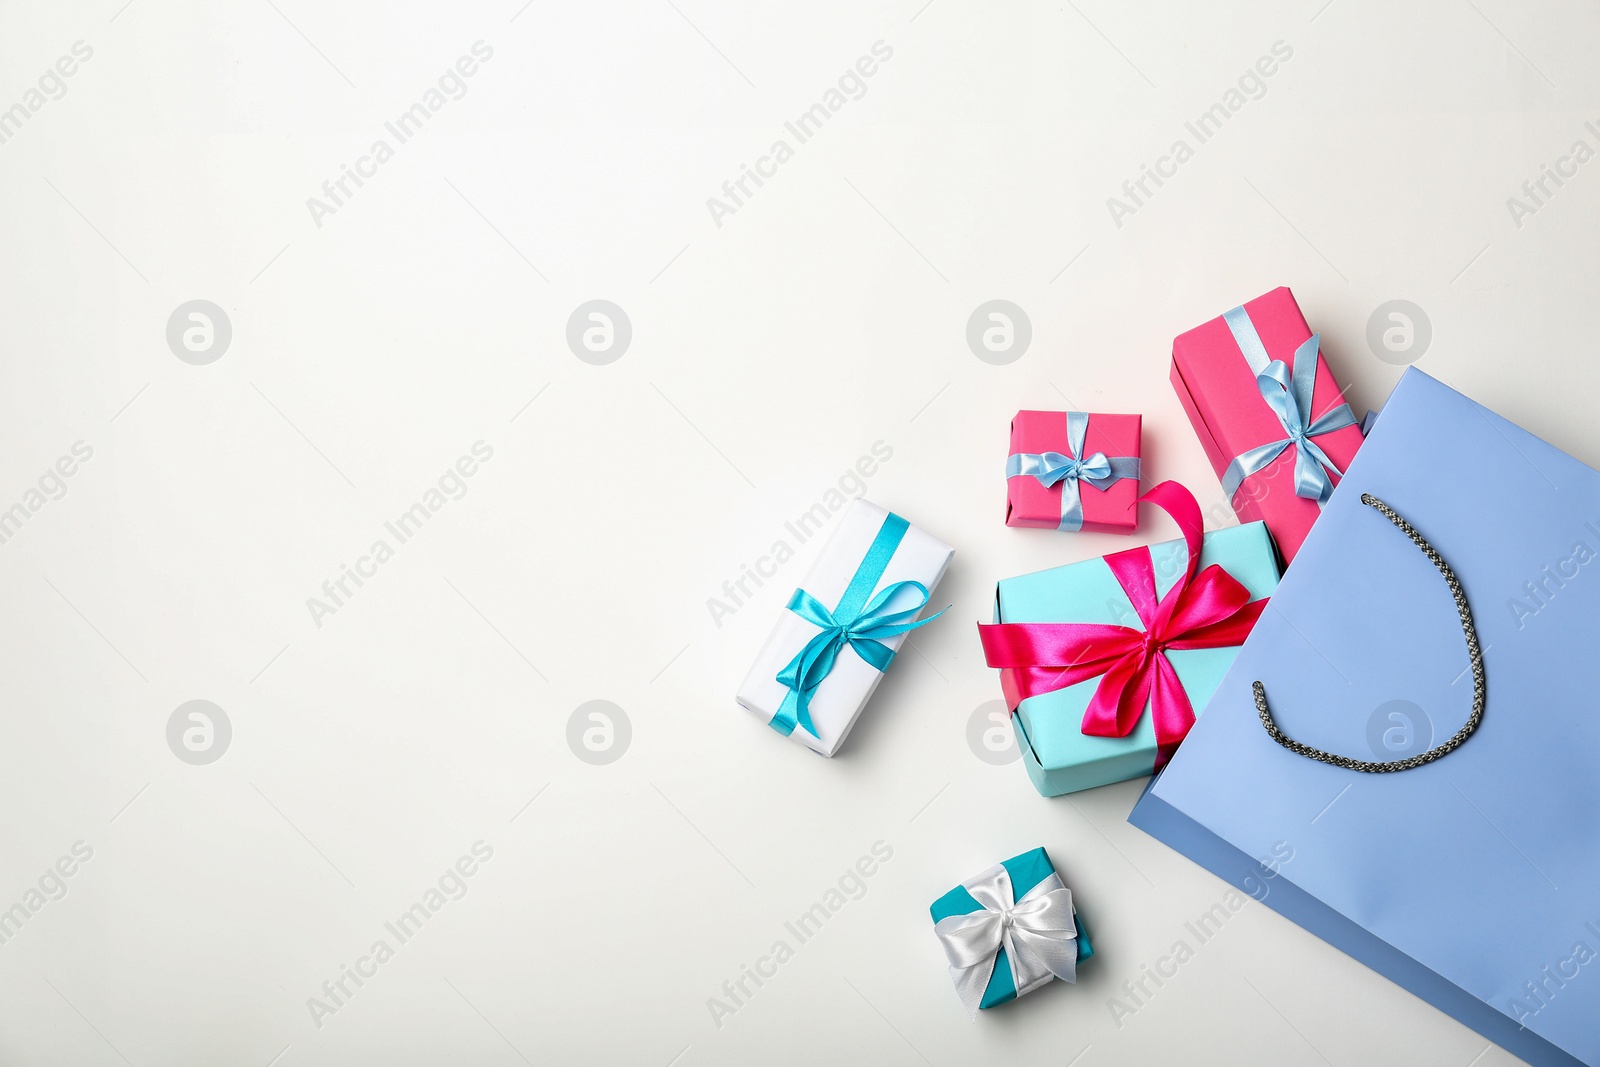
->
1005, 410, 1142, 534
1171, 287, 1364, 562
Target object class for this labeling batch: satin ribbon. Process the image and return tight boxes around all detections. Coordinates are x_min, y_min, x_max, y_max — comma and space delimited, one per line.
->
1219, 305, 1358, 506
978, 481, 1267, 765
770, 511, 944, 739
1007, 411, 1141, 531
933, 863, 1078, 1017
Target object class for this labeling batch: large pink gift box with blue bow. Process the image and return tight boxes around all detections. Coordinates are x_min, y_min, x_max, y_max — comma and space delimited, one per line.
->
1171, 286, 1365, 561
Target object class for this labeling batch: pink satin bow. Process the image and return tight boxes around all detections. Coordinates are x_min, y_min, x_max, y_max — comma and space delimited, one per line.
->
978, 481, 1268, 765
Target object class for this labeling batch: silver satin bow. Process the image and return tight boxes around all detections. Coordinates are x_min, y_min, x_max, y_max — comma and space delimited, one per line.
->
1219, 306, 1357, 506
932, 863, 1079, 1016
1006, 411, 1141, 531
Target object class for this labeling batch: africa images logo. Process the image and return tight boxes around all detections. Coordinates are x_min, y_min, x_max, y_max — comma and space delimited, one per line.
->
1105, 40, 1293, 228
1108, 842, 1293, 1028
306, 841, 494, 1028
705, 441, 893, 628
0, 41, 94, 149
305, 442, 494, 628
305, 42, 495, 228
705, 841, 893, 1028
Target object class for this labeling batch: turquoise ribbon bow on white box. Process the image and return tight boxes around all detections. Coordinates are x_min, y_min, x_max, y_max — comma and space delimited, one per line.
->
770, 511, 944, 740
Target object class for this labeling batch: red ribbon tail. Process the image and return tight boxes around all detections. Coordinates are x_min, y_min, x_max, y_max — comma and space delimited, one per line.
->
1148, 653, 1197, 763
1081, 653, 1151, 738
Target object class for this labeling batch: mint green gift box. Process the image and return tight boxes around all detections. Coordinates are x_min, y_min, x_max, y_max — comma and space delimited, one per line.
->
994, 522, 1281, 796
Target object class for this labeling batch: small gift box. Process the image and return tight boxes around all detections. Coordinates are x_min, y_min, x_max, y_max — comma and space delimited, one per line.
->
979, 482, 1279, 796
1171, 286, 1365, 562
737, 499, 953, 757
1005, 410, 1142, 533
930, 847, 1092, 1014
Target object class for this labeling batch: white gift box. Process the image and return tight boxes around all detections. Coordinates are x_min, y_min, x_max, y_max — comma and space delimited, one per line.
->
737, 499, 953, 756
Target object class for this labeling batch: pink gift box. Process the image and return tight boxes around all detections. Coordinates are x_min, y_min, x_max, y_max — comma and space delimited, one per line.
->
1005, 410, 1141, 534
1171, 287, 1364, 562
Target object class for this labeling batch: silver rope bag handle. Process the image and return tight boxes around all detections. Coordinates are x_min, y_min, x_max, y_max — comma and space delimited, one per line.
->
1253, 493, 1486, 772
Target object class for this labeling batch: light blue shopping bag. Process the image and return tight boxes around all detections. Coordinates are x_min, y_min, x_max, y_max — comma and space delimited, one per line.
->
1133, 368, 1600, 1067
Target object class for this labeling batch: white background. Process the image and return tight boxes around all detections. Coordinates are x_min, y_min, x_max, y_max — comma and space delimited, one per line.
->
0, 0, 1591, 1064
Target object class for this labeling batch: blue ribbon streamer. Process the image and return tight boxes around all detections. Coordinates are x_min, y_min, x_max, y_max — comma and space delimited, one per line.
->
770, 512, 944, 739
1219, 306, 1358, 506
1006, 411, 1141, 531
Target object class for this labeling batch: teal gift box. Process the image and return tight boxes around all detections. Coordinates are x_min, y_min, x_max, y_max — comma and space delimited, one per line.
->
992, 520, 1281, 797
929, 847, 1092, 1011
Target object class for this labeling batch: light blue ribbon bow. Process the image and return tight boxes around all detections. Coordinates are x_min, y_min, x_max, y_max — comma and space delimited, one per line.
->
771, 512, 945, 739
1006, 411, 1141, 531
1219, 305, 1358, 506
